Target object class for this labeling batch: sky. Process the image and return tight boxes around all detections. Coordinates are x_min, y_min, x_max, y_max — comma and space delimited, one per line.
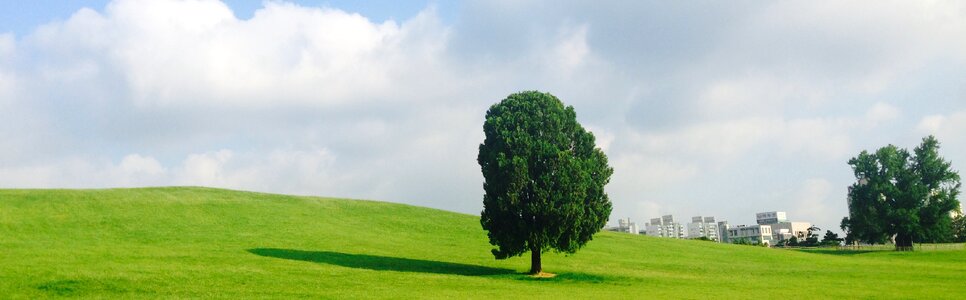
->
1, 0, 965, 233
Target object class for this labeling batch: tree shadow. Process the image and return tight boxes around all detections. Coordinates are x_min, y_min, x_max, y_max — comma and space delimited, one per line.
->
796, 249, 879, 256
248, 248, 515, 276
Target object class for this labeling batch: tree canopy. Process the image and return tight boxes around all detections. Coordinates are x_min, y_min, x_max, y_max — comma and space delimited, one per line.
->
821, 230, 842, 246
841, 136, 961, 250
953, 213, 966, 243
478, 91, 613, 274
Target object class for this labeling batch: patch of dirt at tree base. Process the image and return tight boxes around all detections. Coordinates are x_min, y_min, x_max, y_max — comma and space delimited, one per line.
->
530, 272, 557, 278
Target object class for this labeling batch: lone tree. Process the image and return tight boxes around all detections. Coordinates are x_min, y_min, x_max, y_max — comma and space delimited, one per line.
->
841, 136, 961, 251
478, 91, 613, 275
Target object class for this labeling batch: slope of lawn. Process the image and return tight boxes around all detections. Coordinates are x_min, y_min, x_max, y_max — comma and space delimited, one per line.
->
1, 187, 964, 299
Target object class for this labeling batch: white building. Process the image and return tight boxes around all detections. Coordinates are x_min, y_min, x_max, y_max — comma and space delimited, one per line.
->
617, 218, 639, 235
756, 211, 787, 225
646, 215, 686, 238
770, 221, 812, 241
645, 218, 664, 237
755, 211, 812, 242
687, 216, 720, 241
727, 224, 773, 245
717, 221, 730, 243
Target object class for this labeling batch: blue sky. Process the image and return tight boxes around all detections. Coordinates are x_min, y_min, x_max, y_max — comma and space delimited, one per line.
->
1, 0, 964, 233
0, 1, 455, 35
0, 1, 111, 35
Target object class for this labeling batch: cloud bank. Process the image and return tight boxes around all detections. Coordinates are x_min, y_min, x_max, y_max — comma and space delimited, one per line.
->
1, 0, 965, 230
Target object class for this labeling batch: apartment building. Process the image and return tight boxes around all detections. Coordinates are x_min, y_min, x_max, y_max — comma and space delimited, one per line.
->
645, 215, 686, 238
717, 221, 730, 243
637, 211, 813, 246
687, 216, 719, 241
617, 218, 639, 235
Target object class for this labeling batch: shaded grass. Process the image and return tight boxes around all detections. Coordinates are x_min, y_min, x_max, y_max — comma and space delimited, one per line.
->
248, 248, 514, 276
793, 248, 881, 256
2, 187, 965, 299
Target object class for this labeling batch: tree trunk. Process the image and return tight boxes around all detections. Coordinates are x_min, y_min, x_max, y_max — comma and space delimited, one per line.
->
895, 233, 914, 251
529, 245, 542, 274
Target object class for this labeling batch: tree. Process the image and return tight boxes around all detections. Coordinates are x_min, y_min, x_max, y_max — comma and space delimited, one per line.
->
914, 137, 961, 243
953, 213, 966, 243
842, 136, 961, 251
796, 225, 821, 247
840, 217, 854, 245
806, 225, 821, 239
478, 91, 613, 274
821, 230, 843, 246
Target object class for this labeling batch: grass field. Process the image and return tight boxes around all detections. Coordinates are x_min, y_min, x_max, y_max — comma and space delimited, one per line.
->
1, 187, 964, 298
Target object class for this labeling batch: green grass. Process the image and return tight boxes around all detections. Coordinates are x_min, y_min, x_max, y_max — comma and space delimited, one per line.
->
1, 187, 964, 299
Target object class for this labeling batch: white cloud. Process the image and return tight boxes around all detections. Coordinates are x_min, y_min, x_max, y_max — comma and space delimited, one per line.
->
21, 0, 450, 108
792, 178, 837, 230
698, 74, 827, 120
118, 154, 165, 175
0, 155, 166, 188
865, 102, 901, 126
550, 24, 591, 76
0, 32, 12, 57
915, 111, 966, 176
729, 1, 966, 94
0, 148, 345, 194
917, 115, 945, 134
633, 201, 664, 222
917, 111, 966, 142
585, 125, 614, 152
0, 71, 13, 107
611, 155, 699, 191
619, 116, 853, 169
177, 150, 233, 187
777, 118, 853, 160
622, 119, 772, 165
1, 0, 965, 231
0, 32, 14, 105
0, 163, 70, 188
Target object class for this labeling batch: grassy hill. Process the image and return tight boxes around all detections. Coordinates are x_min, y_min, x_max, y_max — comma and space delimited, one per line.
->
1, 187, 964, 298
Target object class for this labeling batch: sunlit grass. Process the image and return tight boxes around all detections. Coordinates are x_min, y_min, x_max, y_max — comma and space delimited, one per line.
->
1, 187, 964, 298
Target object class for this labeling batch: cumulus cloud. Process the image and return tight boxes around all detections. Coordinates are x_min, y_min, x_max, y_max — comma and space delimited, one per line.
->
1, 0, 965, 233
178, 150, 234, 187
20, 0, 451, 108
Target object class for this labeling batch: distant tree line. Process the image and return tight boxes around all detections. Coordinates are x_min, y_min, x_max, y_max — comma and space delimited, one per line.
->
774, 227, 843, 248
